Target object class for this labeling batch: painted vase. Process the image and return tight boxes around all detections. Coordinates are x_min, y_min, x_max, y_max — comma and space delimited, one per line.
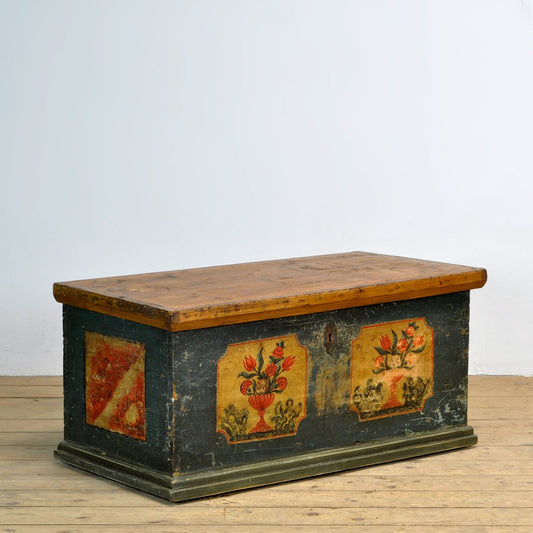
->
248, 393, 275, 433
381, 369, 405, 410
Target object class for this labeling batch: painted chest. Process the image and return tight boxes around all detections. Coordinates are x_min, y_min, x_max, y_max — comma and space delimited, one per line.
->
53, 251, 487, 501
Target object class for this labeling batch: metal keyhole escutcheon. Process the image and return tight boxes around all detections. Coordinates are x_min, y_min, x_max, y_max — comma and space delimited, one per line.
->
323, 322, 337, 355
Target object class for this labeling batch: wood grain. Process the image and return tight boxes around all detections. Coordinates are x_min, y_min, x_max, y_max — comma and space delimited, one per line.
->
1, 506, 532, 527
0, 398, 63, 420
0, 376, 62, 386
2, 489, 532, 508
0, 386, 63, 398
53, 251, 487, 331
0, 515, 531, 533
2, 458, 533, 478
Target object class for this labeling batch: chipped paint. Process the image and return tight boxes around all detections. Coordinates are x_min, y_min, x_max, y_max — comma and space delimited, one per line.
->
313, 351, 351, 415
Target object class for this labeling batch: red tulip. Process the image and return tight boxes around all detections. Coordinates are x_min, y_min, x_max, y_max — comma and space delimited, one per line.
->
282, 355, 295, 371
240, 380, 252, 395
272, 345, 284, 359
397, 338, 409, 353
413, 335, 424, 347
276, 377, 288, 391
243, 355, 256, 372
380, 335, 392, 351
405, 326, 415, 337
266, 363, 277, 377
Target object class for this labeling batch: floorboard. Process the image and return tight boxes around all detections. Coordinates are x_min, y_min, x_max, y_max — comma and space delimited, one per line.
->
0, 375, 532, 533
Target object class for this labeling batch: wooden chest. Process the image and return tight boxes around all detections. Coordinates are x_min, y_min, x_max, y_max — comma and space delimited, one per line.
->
53, 251, 487, 502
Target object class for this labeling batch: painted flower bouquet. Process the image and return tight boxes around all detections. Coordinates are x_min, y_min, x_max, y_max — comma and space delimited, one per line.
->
239, 341, 295, 396
373, 321, 426, 374
238, 341, 295, 433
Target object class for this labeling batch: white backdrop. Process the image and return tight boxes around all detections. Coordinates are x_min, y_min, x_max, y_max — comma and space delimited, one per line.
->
1, 1, 531, 375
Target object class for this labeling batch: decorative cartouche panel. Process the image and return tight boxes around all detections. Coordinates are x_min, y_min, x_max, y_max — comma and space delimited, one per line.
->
217, 335, 308, 443
350, 318, 434, 421
85, 332, 146, 440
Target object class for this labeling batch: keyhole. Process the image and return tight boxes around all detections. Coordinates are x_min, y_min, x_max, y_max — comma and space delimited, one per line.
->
324, 322, 337, 356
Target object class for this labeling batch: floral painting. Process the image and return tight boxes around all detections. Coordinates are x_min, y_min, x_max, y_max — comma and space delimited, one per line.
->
217, 335, 308, 443
85, 332, 146, 440
350, 318, 433, 421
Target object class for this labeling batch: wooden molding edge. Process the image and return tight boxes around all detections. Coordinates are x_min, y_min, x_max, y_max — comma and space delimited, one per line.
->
55, 426, 477, 503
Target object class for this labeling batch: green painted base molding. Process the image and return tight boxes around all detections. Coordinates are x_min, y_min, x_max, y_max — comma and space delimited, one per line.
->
55, 426, 477, 502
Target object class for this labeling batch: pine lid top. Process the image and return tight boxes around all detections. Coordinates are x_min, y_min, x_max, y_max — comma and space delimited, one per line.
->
53, 251, 487, 331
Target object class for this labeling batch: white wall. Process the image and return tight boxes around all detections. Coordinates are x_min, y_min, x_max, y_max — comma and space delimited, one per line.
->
1, 1, 531, 375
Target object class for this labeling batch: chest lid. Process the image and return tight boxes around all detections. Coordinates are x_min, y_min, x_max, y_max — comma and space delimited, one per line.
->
53, 251, 487, 331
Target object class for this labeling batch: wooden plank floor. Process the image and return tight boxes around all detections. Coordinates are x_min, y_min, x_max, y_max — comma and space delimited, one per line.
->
0, 376, 532, 533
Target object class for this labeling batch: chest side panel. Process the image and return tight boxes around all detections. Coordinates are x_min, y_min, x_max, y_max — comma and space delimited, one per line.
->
62, 305, 174, 473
